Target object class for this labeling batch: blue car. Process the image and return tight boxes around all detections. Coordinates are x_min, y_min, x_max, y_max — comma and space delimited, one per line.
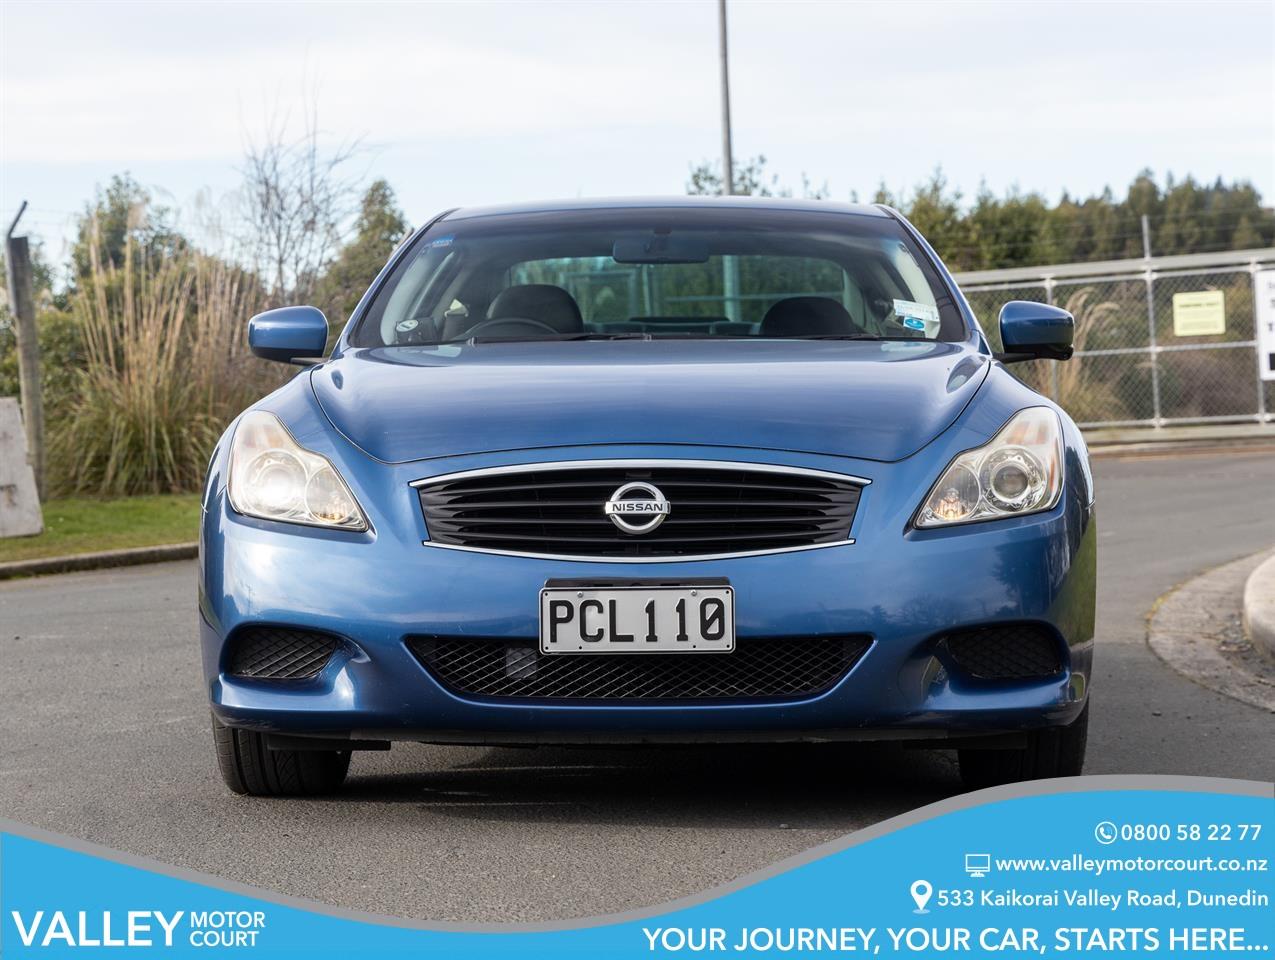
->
200, 198, 1094, 796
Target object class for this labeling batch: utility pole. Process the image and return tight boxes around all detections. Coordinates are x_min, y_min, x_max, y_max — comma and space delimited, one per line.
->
5, 202, 45, 500
717, 0, 734, 196
717, 0, 741, 320
1141, 214, 1152, 259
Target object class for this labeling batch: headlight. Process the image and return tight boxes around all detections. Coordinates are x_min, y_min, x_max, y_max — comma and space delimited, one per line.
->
915, 407, 1063, 528
228, 411, 368, 531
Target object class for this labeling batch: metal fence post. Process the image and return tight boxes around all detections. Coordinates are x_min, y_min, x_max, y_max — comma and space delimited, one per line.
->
1254, 263, 1268, 421
1044, 277, 1060, 400
1144, 267, 1162, 425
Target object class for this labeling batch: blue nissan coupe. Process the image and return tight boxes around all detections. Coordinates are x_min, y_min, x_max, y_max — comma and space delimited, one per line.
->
199, 198, 1095, 796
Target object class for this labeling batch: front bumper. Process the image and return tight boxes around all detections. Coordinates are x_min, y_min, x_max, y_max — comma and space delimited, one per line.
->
199, 439, 1095, 745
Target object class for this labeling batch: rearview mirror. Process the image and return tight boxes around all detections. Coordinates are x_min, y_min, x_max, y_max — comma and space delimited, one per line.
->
996, 301, 1074, 363
612, 233, 710, 264
248, 306, 329, 365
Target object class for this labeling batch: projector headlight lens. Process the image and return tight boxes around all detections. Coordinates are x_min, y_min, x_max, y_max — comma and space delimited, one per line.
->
916, 407, 1063, 528
228, 411, 368, 531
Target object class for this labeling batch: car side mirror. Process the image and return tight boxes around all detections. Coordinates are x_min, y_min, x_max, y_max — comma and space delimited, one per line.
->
996, 301, 1074, 363
248, 306, 329, 365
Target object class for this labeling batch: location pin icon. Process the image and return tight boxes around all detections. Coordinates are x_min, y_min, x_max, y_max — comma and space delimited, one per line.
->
910, 879, 933, 914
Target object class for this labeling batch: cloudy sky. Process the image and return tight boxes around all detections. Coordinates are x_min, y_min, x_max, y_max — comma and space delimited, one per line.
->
2, 0, 1272, 264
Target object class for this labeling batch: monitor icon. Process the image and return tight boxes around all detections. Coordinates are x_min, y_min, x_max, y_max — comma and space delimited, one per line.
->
965, 853, 991, 878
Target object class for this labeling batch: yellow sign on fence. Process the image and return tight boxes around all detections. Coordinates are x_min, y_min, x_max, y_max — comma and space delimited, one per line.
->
1171, 290, 1225, 336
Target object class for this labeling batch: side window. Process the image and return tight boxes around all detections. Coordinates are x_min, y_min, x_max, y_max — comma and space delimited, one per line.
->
375, 246, 453, 343
889, 241, 940, 310
841, 272, 868, 331
854, 241, 947, 337
571, 269, 639, 322
654, 256, 848, 325
510, 258, 642, 324
502, 255, 860, 330
737, 256, 847, 325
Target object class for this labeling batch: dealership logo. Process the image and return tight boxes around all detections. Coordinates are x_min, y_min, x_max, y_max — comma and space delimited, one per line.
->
604, 481, 670, 534
9, 909, 266, 948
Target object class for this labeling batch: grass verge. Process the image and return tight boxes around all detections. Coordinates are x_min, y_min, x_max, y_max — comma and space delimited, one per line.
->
0, 494, 200, 564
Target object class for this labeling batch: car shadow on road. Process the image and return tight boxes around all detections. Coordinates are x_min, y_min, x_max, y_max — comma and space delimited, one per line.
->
338, 742, 965, 830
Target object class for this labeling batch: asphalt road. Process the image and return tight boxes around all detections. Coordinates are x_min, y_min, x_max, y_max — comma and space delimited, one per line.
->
3, 451, 1274, 923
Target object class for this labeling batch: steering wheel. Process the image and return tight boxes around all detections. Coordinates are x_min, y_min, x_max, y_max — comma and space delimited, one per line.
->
449, 316, 560, 341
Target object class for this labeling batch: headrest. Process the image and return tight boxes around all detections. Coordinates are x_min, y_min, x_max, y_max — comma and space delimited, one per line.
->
760, 296, 858, 337
488, 284, 584, 334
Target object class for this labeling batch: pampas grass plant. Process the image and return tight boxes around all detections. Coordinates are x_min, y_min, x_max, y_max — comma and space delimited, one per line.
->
51, 208, 281, 496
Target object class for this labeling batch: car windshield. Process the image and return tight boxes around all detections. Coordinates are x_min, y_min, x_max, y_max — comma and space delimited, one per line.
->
350, 206, 966, 347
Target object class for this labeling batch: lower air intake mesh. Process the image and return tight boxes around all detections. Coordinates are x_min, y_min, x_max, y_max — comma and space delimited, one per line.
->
944, 624, 1063, 680
226, 627, 339, 680
407, 636, 871, 702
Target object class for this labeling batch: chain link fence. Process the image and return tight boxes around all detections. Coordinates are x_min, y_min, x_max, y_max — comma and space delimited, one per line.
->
957, 250, 1275, 428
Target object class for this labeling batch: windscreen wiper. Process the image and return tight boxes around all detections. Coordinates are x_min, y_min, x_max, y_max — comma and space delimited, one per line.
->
546, 332, 654, 341
787, 334, 928, 341
461, 332, 654, 344
548, 332, 747, 341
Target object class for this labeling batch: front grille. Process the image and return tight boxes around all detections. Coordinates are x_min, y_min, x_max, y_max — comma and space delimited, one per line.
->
407, 636, 871, 702
944, 624, 1063, 680
225, 626, 339, 680
417, 462, 864, 559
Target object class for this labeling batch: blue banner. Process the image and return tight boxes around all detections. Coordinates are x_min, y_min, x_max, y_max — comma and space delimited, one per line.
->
3, 777, 1271, 957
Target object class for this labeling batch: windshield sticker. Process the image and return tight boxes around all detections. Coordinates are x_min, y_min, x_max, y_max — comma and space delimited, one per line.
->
892, 299, 941, 336
428, 235, 454, 248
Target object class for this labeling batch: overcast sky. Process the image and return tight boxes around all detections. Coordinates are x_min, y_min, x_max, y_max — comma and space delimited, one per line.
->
2, 0, 1272, 265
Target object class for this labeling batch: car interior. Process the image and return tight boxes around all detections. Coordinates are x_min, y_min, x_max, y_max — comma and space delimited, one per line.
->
417, 284, 869, 343
365, 228, 958, 346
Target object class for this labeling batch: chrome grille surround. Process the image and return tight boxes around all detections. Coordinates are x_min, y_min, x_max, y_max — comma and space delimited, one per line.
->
412, 460, 869, 562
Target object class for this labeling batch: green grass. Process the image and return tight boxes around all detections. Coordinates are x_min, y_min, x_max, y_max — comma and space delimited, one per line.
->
0, 494, 201, 564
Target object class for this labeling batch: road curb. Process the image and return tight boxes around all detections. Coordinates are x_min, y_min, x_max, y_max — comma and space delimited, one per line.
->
1242, 553, 1275, 661
1147, 549, 1275, 714
1088, 440, 1275, 460
1084, 423, 1275, 459
0, 542, 197, 581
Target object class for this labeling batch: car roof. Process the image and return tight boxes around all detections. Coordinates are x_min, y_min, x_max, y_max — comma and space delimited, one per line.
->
441, 196, 892, 222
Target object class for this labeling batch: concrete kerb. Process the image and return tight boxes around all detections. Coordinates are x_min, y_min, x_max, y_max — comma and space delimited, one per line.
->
0, 542, 197, 581
1147, 548, 1275, 714
1242, 552, 1275, 661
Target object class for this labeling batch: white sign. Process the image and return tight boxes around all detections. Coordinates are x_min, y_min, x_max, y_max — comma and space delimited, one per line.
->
1257, 269, 1275, 382
0, 397, 43, 538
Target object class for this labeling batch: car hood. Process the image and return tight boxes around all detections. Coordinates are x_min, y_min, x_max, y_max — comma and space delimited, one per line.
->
311, 340, 989, 465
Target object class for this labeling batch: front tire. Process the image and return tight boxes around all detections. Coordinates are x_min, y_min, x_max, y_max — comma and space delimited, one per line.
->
959, 703, 1088, 789
212, 714, 350, 796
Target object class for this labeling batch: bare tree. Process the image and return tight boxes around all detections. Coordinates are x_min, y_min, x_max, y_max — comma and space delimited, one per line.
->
686, 155, 827, 200
240, 104, 361, 307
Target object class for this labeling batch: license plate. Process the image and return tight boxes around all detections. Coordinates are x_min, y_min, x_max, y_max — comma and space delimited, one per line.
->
539, 585, 735, 654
